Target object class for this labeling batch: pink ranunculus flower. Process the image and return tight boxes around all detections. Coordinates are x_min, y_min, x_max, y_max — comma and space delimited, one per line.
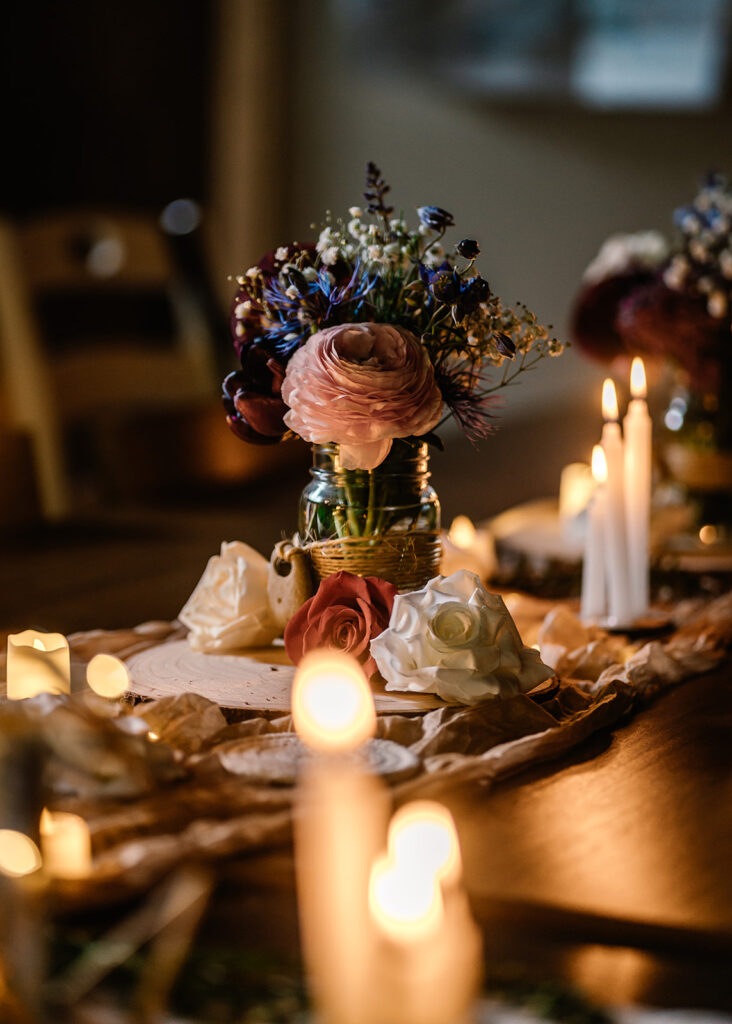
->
281, 322, 443, 470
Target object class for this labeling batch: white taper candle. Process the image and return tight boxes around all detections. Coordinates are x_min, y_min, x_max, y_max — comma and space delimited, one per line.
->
581, 445, 607, 621
624, 358, 652, 618
601, 379, 633, 625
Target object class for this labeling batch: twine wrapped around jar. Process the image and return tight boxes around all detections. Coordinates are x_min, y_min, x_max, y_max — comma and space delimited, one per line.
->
306, 531, 442, 592
298, 440, 442, 590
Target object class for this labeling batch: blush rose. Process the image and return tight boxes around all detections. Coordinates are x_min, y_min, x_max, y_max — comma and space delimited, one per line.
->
284, 571, 397, 678
280, 322, 443, 470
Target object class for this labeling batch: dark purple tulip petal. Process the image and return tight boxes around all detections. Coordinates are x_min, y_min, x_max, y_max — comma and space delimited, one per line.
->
233, 392, 289, 437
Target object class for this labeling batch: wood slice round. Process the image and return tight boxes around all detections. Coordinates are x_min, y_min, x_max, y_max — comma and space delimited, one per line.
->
202, 734, 421, 785
126, 640, 445, 715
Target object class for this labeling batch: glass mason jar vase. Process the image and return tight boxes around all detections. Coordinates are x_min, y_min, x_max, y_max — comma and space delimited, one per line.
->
662, 366, 732, 539
298, 440, 441, 590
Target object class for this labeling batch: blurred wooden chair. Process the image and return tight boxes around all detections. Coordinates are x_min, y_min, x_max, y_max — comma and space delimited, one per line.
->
0, 209, 218, 517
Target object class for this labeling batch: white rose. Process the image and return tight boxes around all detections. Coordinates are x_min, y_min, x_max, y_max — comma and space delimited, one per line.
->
370, 571, 554, 705
179, 542, 278, 653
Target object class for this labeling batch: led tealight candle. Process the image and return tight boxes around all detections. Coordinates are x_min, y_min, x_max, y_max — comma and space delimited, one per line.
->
86, 653, 130, 699
581, 446, 608, 621
39, 809, 92, 880
367, 801, 482, 1024
600, 380, 633, 625
624, 358, 652, 618
441, 515, 495, 579
293, 650, 388, 1024
6, 631, 70, 700
0, 831, 42, 878
558, 462, 595, 545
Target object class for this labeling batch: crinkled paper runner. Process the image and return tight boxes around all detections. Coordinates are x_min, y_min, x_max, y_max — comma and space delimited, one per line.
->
1, 591, 730, 904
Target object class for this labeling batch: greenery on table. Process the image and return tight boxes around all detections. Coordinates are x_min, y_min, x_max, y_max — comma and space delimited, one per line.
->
48, 927, 612, 1024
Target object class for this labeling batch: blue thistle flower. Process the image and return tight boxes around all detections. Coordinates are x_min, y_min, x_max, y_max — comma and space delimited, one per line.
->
261, 261, 378, 357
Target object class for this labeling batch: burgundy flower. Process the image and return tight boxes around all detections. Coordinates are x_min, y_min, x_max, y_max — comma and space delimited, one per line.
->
616, 280, 726, 394
284, 571, 398, 678
571, 271, 656, 364
222, 345, 288, 445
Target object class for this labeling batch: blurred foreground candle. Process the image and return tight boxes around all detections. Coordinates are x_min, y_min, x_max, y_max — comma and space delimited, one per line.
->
601, 380, 632, 625
559, 462, 595, 545
6, 631, 70, 700
39, 809, 91, 880
0, 830, 42, 879
581, 446, 608, 621
624, 358, 652, 618
368, 800, 482, 1024
86, 653, 129, 699
441, 515, 495, 580
292, 650, 388, 1024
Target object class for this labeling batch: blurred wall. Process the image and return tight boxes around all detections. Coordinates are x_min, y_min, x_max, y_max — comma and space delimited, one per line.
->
209, 0, 732, 507
286, 3, 732, 417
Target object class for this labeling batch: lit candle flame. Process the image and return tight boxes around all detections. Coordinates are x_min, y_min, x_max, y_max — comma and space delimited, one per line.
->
86, 653, 129, 698
602, 379, 619, 421
388, 801, 462, 887
33, 637, 46, 651
591, 445, 608, 484
630, 357, 647, 400
0, 830, 42, 878
369, 853, 444, 942
448, 515, 476, 549
292, 650, 376, 752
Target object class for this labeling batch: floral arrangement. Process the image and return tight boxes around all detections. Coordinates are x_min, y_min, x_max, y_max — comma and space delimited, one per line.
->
223, 162, 563, 465
190, 163, 563, 704
182, 559, 553, 705
572, 172, 732, 396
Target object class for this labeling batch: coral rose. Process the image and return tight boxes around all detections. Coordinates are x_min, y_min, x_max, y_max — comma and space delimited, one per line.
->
284, 571, 397, 678
281, 322, 443, 470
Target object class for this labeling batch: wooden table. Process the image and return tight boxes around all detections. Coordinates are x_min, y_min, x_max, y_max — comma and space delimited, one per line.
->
2, 505, 731, 1013
211, 666, 732, 1014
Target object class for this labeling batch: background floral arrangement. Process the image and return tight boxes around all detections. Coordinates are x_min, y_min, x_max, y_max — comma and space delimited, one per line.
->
572, 172, 732, 398
222, 162, 564, 459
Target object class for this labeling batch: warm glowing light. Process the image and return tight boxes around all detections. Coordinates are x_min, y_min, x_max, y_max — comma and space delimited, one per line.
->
630, 357, 647, 399
40, 809, 92, 879
602, 378, 619, 421
6, 630, 70, 699
591, 445, 608, 484
388, 801, 462, 887
292, 650, 376, 752
699, 524, 718, 545
369, 853, 444, 942
86, 653, 129, 698
448, 515, 476, 549
147, 730, 160, 742
0, 830, 42, 877
558, 462, 595, 524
